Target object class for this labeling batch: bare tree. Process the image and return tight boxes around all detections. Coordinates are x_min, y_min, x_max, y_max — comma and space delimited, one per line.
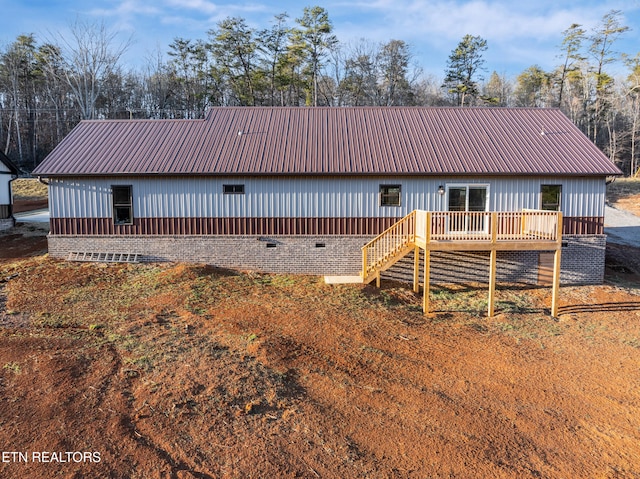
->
588, 10, 629, 146
43, 20, 130, 119
624, 54, 640, 176
556, 23, 586, 108
0, 35, 40, 166
340, 39, 380, 105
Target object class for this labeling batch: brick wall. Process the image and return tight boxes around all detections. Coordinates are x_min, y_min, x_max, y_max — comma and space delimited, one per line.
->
47, 233, 607, 285
560, 234, 607, 284
47, 234, 370, 276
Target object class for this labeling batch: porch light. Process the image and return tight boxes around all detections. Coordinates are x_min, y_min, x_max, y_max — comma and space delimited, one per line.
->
438, 185, 445, 195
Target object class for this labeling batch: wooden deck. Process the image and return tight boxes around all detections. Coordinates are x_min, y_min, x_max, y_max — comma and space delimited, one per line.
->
362, 210, 563, 317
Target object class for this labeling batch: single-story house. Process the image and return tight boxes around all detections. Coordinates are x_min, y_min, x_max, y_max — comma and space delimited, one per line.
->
32, 107, 621, 285
0, 151, 19, 231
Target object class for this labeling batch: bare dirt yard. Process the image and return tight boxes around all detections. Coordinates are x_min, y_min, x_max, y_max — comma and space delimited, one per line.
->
608, 178, 640, 217
0, 188, 639, 478
11, 178, 49, 213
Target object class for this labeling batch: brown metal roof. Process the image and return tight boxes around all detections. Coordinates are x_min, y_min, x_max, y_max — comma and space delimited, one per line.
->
33, 107, 622, 177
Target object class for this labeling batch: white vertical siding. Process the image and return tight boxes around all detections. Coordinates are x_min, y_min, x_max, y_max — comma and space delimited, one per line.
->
491, 177, 605, 216
48, 175, 607, 219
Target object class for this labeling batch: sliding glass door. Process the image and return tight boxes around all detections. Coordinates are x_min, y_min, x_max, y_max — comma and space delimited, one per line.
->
447, 185, 489, 233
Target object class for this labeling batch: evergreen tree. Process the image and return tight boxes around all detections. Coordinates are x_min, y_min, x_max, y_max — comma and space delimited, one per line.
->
443, 34, 487, 106
292, 6, 338, 106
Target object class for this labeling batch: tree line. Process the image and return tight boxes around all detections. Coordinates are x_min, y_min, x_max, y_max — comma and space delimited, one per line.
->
1, 6, 639, 176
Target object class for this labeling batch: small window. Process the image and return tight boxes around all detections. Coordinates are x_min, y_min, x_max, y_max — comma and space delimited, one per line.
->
380, 185, 401, 206
223, 184, 245, 194
541, 185, 561, 211
112, 185, 133, 225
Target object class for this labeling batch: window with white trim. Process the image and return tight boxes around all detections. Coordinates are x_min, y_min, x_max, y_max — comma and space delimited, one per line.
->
447, 184, 488, 212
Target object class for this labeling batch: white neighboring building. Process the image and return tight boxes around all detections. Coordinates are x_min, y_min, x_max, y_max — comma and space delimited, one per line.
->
0, 152, 18, 231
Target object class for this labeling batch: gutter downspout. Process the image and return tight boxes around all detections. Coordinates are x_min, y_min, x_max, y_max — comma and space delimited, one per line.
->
8, 174, 17, 227
36, 176, 50, 231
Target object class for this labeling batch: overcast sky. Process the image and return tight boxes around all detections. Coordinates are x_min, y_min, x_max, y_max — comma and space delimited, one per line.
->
2, 0, 640, 79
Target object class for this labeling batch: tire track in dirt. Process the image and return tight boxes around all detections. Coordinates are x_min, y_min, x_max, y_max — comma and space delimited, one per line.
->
122, 415, 215, 479
100, 334, 216, 479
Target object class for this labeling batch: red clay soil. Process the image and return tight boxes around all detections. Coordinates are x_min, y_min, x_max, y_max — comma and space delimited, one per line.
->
0, 225, 639, 478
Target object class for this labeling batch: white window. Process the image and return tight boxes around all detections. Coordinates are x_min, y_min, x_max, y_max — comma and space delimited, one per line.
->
447, 184, 489, 212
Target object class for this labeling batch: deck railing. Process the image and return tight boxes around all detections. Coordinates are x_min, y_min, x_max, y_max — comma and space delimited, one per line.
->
363, 209, 561, 283
415, 210, 560, 244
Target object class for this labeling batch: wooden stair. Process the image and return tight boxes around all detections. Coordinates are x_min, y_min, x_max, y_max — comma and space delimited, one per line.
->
361, 209, 563, 317
361, 211, 416, 284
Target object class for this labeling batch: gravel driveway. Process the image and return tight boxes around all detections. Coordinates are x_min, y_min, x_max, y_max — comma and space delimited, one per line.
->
604, 205, 640, 247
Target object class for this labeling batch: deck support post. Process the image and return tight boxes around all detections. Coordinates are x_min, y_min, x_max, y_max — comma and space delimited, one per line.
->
488, 249, 497, 317
551, 248, 561, 317
413, 246, 420, 293
423, 249, 430, 314
376, 270, 381, 288
488, 213, 498, 317
362, 246, 367, 284
551, 213, 563, 318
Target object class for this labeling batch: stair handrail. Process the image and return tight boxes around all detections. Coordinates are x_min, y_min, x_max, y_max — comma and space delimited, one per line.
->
361, 211, 416, 279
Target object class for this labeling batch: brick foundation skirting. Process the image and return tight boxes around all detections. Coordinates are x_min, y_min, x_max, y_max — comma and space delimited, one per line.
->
47, 234, 371, 276
47, 234, 607, 285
